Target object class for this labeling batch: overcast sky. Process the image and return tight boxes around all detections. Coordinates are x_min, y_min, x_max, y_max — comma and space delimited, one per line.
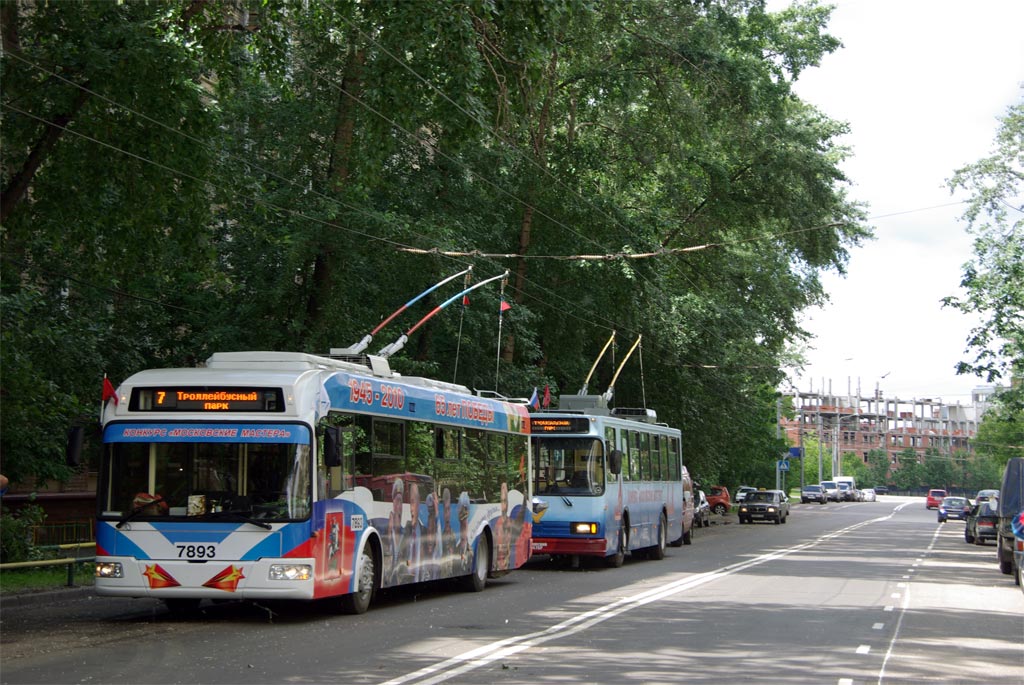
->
770, 0, 1024, 404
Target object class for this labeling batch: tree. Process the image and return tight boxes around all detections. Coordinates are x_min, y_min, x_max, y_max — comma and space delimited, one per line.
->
862, 448, 890, 488
890, 450, 924, 493
1, 0, 866, 489
945, 102, 1024, 410
972, 395, 1024, 483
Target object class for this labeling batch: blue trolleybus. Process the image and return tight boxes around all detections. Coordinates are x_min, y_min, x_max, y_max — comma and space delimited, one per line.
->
94, 351, 532, 613
529, 395, 693, 566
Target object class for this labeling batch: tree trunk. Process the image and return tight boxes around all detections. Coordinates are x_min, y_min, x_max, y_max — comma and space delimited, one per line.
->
1, 88, 90, 226
502, 50, 559, 363
306, 44, 364, 327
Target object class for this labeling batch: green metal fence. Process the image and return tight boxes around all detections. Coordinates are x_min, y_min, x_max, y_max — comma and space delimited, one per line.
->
32, 521, 94, 546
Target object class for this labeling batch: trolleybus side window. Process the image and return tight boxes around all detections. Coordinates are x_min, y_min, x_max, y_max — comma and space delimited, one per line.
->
618, 432, 634, 481
639, 432, 652, 481
370, 418, 404, 481
605, 426, 618, 483
651, 436, 659, 479
406, 420, 435, 474
433, 425, 464, 501
660, 434, 670, 481
669, 436, 680, 479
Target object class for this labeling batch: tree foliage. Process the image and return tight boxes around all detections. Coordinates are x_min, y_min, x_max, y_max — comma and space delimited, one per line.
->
1, 0, 866, 486
945, 102, 1024, 407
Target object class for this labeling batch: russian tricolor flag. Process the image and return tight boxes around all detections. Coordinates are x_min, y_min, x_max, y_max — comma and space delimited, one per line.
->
528, 387, 540, 410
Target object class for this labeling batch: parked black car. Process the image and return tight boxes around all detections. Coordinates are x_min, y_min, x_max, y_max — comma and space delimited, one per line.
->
965, 501, 999, 545
874, 485, 889, 495
738, 490, 790, 524
801, 484, 827, 504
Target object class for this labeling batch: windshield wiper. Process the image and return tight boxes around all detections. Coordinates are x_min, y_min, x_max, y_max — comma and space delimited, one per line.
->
116, 496, 167, 529
203, 509, 273, 530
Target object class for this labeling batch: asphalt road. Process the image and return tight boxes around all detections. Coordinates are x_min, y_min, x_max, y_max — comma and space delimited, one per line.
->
2, 497, 1021, 685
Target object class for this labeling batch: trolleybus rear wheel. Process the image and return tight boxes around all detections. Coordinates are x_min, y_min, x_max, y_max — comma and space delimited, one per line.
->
648, 513, 667, 560
461, 534, 489, 592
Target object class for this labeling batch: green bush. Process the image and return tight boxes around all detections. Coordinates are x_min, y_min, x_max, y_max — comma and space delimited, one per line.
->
0, 503, 47, 563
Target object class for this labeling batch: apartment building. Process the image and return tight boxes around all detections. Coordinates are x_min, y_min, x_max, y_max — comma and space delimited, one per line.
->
780, 381, 1000, 476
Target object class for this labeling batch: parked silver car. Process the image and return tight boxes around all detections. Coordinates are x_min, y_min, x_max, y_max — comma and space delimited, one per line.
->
694, 490, 711, 528
801, 484, 827, 504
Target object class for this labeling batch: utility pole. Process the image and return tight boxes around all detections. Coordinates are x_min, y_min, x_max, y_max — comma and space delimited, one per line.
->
798, 415, 805, 490
818, 413, 824, 483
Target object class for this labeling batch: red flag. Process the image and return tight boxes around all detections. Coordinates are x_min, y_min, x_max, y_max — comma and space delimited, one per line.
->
542, 385, 551, 408
500, 300, 512, 312
102, 377, 119, 405
462, 295, 471, 306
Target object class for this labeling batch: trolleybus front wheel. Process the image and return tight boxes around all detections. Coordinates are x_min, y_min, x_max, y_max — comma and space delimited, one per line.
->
607, 527, 626, 568
340, 544, 377, 614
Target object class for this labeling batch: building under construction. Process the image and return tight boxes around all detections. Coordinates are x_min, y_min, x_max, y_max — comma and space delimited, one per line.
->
780, 380, 1000, 479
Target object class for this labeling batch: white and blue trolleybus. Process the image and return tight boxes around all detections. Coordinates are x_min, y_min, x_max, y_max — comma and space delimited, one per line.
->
530, 394, 693, 567
94, 350, 533, 613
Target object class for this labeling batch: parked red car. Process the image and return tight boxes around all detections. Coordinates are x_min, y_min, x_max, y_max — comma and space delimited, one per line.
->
707, 486, 731, 515
925, 488, 948, 509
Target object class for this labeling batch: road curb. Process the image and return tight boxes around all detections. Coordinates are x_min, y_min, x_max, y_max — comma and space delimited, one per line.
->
0, 585, 94, 610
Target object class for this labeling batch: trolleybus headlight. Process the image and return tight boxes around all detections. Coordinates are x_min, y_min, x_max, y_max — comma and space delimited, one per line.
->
269, 563, 312, 581
95, 562, 123, 578
571, 522, 598, 535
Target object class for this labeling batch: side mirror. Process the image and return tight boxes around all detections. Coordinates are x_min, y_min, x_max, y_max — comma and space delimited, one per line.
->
66, 426, 84, 467
608, 449, 622, 476
324, 426, 343, 468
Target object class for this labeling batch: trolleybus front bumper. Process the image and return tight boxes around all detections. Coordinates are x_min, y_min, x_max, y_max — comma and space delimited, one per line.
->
530, 537, 607, 556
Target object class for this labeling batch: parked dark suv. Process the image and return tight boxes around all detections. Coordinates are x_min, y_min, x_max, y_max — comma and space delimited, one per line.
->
997, 458, 1024, 576
738, 490, 790, 524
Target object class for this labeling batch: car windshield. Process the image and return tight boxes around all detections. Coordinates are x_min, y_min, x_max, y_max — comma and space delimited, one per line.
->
979, 502, 999, 516
822, 481, 836, 488
804, 485, 822, 492
942, 497, 967, 506
746, 492, 775, 503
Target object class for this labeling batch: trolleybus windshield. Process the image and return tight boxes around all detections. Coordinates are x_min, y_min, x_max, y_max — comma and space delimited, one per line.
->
532, 436, 605, 496
100, 423, 312, 523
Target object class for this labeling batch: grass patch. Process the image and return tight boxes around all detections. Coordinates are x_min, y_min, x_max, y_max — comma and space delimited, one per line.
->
0, 561, 95, 594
